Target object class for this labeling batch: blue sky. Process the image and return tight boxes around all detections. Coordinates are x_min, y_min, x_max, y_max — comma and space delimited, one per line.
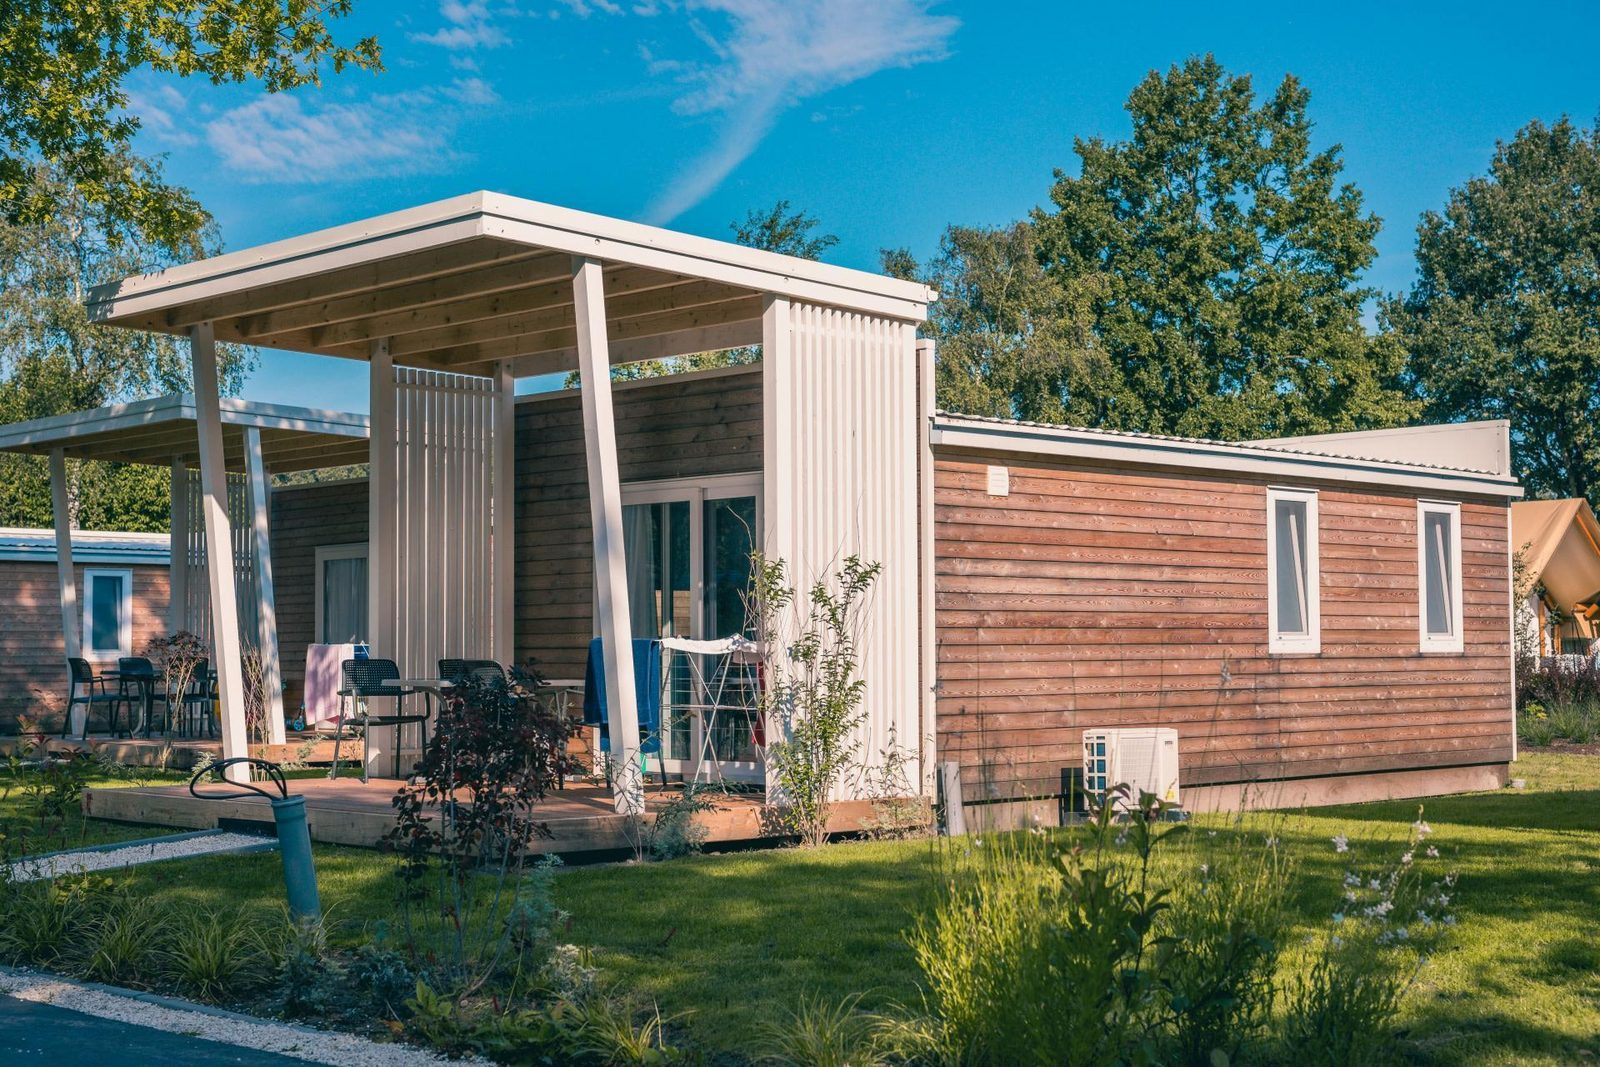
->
125, 0, 1600, 411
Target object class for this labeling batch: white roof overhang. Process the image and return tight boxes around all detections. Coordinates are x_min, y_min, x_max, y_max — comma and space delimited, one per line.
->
85, 192, 934, 378
0, 394, 370, 473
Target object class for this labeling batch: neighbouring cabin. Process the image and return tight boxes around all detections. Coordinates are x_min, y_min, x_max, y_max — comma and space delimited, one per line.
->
0, 529, 171, 733
1511, 498, 1600, 657
930, 414, 1519, 814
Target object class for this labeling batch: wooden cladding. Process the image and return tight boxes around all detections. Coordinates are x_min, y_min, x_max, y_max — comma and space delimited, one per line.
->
933, 455, 1514, 800
514, 368, 764, 680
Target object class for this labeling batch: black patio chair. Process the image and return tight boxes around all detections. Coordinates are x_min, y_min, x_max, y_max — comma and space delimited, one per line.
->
175, 661, 217, 739
116, 656, 168, 736
64, 657, 124, 740
331, 658, 430, 782
437, 657, 506, 686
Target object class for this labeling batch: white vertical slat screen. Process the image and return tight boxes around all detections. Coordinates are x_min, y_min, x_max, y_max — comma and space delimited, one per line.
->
764, 300, 922, 798
376, 366, 506, 681
181, 466, 258, 654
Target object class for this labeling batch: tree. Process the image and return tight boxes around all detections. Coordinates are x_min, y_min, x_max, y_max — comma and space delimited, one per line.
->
0, 159, 254, 530
731, 199, 840, 260
1026, 55, 1416, 439
1386, 117, 1600, 500
0, 1, 380, 246
896, 222, 1120, 424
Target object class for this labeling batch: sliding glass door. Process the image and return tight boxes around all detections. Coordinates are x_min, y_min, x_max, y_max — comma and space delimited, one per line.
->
620, 474, 760, 778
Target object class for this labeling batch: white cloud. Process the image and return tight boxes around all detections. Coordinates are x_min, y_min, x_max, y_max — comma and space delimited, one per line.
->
411, 1, 511, 50
205, 78, 502, 184
608, 0, 958, 222
125, 84, 199, 147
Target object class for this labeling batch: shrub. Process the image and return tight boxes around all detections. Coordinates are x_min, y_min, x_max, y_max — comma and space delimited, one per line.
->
383, 666, 577, 998
646, 785, 715, 861
752, 553, 882, 847
760, 992, 887, 1067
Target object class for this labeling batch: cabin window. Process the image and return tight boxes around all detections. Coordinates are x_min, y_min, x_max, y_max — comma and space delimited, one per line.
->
1418, 501, 1464, 653
315, 543, 368, 644
1266, 488, 1320, 653
82, 569, 133, 659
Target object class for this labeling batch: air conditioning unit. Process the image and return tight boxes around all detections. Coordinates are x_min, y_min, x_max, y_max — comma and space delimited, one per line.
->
1082, 728, 1180, 810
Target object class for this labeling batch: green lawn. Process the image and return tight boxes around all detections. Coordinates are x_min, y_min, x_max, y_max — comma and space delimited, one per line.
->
26, 752, 1600, 1064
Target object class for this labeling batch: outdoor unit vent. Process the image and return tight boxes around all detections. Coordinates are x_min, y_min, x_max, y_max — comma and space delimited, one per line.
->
1081, 728, 1180, 810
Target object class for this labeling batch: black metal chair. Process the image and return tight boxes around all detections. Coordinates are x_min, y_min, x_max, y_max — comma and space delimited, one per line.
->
437, 657, 506, 685
332, 658, 430, 782
64, 657, 124, 739
116, 656, 167, 736
175, 661, 217, 739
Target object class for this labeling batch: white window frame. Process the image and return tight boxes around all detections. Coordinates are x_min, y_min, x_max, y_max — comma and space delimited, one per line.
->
82, 568, 133, 661
1417, 500, 1465, 654
314, 543, 368, 645
1266, 487, 1321, 654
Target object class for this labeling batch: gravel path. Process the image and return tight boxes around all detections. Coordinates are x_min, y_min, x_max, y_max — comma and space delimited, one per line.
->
4, 832, 274, 883
0, 969, 473, 1066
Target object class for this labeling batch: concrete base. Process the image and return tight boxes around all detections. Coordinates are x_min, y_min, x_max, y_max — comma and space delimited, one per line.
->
959, 762, 1509, 832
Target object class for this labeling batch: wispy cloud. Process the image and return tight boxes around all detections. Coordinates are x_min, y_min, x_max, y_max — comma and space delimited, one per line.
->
204, 78, 499, 184
618, 0, 958, 222
125, 84, 199, 147
411, 1, 512, 50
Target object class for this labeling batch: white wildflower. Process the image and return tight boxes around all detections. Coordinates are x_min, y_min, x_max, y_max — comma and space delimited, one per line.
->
1331, 834, 1349, 853
1401, 851, 1414, 865
1413, 820, 1432, 838
1425, 846, 1439, 859
1369, 878, 1381, 891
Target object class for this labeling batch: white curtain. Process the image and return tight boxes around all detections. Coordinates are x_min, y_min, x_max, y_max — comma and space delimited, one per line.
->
623, 503, 659, 639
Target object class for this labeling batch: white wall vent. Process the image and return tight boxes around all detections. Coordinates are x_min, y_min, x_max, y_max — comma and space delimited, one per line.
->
1082, 727, 1180, 809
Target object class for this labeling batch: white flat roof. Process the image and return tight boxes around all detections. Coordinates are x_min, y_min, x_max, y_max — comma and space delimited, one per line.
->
0, 527, 170, 566
931, 413, 1524, 498
0, 394, 370, 473
86, 191, 934, 378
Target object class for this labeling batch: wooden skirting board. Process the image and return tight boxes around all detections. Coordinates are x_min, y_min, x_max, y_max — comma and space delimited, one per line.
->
81, 779, 929, 853
2, 735, 345, 770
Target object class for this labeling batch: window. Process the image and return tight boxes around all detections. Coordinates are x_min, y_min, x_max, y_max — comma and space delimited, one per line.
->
82, 569, 133, 659
1267, 488, 1320, 653
1418, 501, 1464, 653
314, 544, 368, 644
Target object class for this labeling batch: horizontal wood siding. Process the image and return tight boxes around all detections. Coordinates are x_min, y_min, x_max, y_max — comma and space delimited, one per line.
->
0, 562, 168, 732
515, 368, 763, 680
934, 455, 1514, 800
270, 480, 370, 714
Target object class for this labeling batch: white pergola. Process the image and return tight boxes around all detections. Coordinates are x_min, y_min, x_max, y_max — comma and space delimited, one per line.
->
85, 192, 934, 804
0, 395, 370, 751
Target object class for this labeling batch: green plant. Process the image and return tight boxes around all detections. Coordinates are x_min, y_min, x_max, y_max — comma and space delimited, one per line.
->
575, 996, 687, 1066
751, 552, 882, 847
159, 906, 264, 1000
1549, 701, 1598, 745
383, 665, 577, 998
74, 890, 168, 985
1519, 706, 1558, 747
0, 874, 109, 967
858, 729, 931, 841
647, 785, 715, 861
760, 992, 887, 1067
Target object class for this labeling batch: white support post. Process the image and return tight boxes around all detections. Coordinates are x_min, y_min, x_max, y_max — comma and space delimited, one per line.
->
572, 256, 643, 815
916, 337, 938, 797
49, 448, 82, 734
168, 456, 188, 634
369, 338, 396, 658
190, 323, 250, 785
493, 360, 516, 668
759, 295, 790, 799
244, 428, 286, 745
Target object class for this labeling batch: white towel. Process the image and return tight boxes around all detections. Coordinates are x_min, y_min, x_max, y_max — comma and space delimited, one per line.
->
304, 643, 358, 724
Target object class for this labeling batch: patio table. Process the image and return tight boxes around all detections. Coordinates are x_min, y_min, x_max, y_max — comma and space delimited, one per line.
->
102, 669, 157, 737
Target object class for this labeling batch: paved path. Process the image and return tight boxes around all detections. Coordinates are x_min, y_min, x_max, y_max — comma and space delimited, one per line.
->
0, 968, 463, 1066
0, 995, 308, 1065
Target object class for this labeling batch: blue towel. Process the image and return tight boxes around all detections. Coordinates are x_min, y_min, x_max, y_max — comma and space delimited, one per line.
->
583, 637, 662, 755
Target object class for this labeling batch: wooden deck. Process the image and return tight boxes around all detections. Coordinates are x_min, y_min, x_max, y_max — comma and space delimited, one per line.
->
4, 733, 343, 770
81, 777, 904, 853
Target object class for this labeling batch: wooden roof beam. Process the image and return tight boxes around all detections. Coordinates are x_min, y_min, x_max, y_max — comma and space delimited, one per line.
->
147, 237, 541, 332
